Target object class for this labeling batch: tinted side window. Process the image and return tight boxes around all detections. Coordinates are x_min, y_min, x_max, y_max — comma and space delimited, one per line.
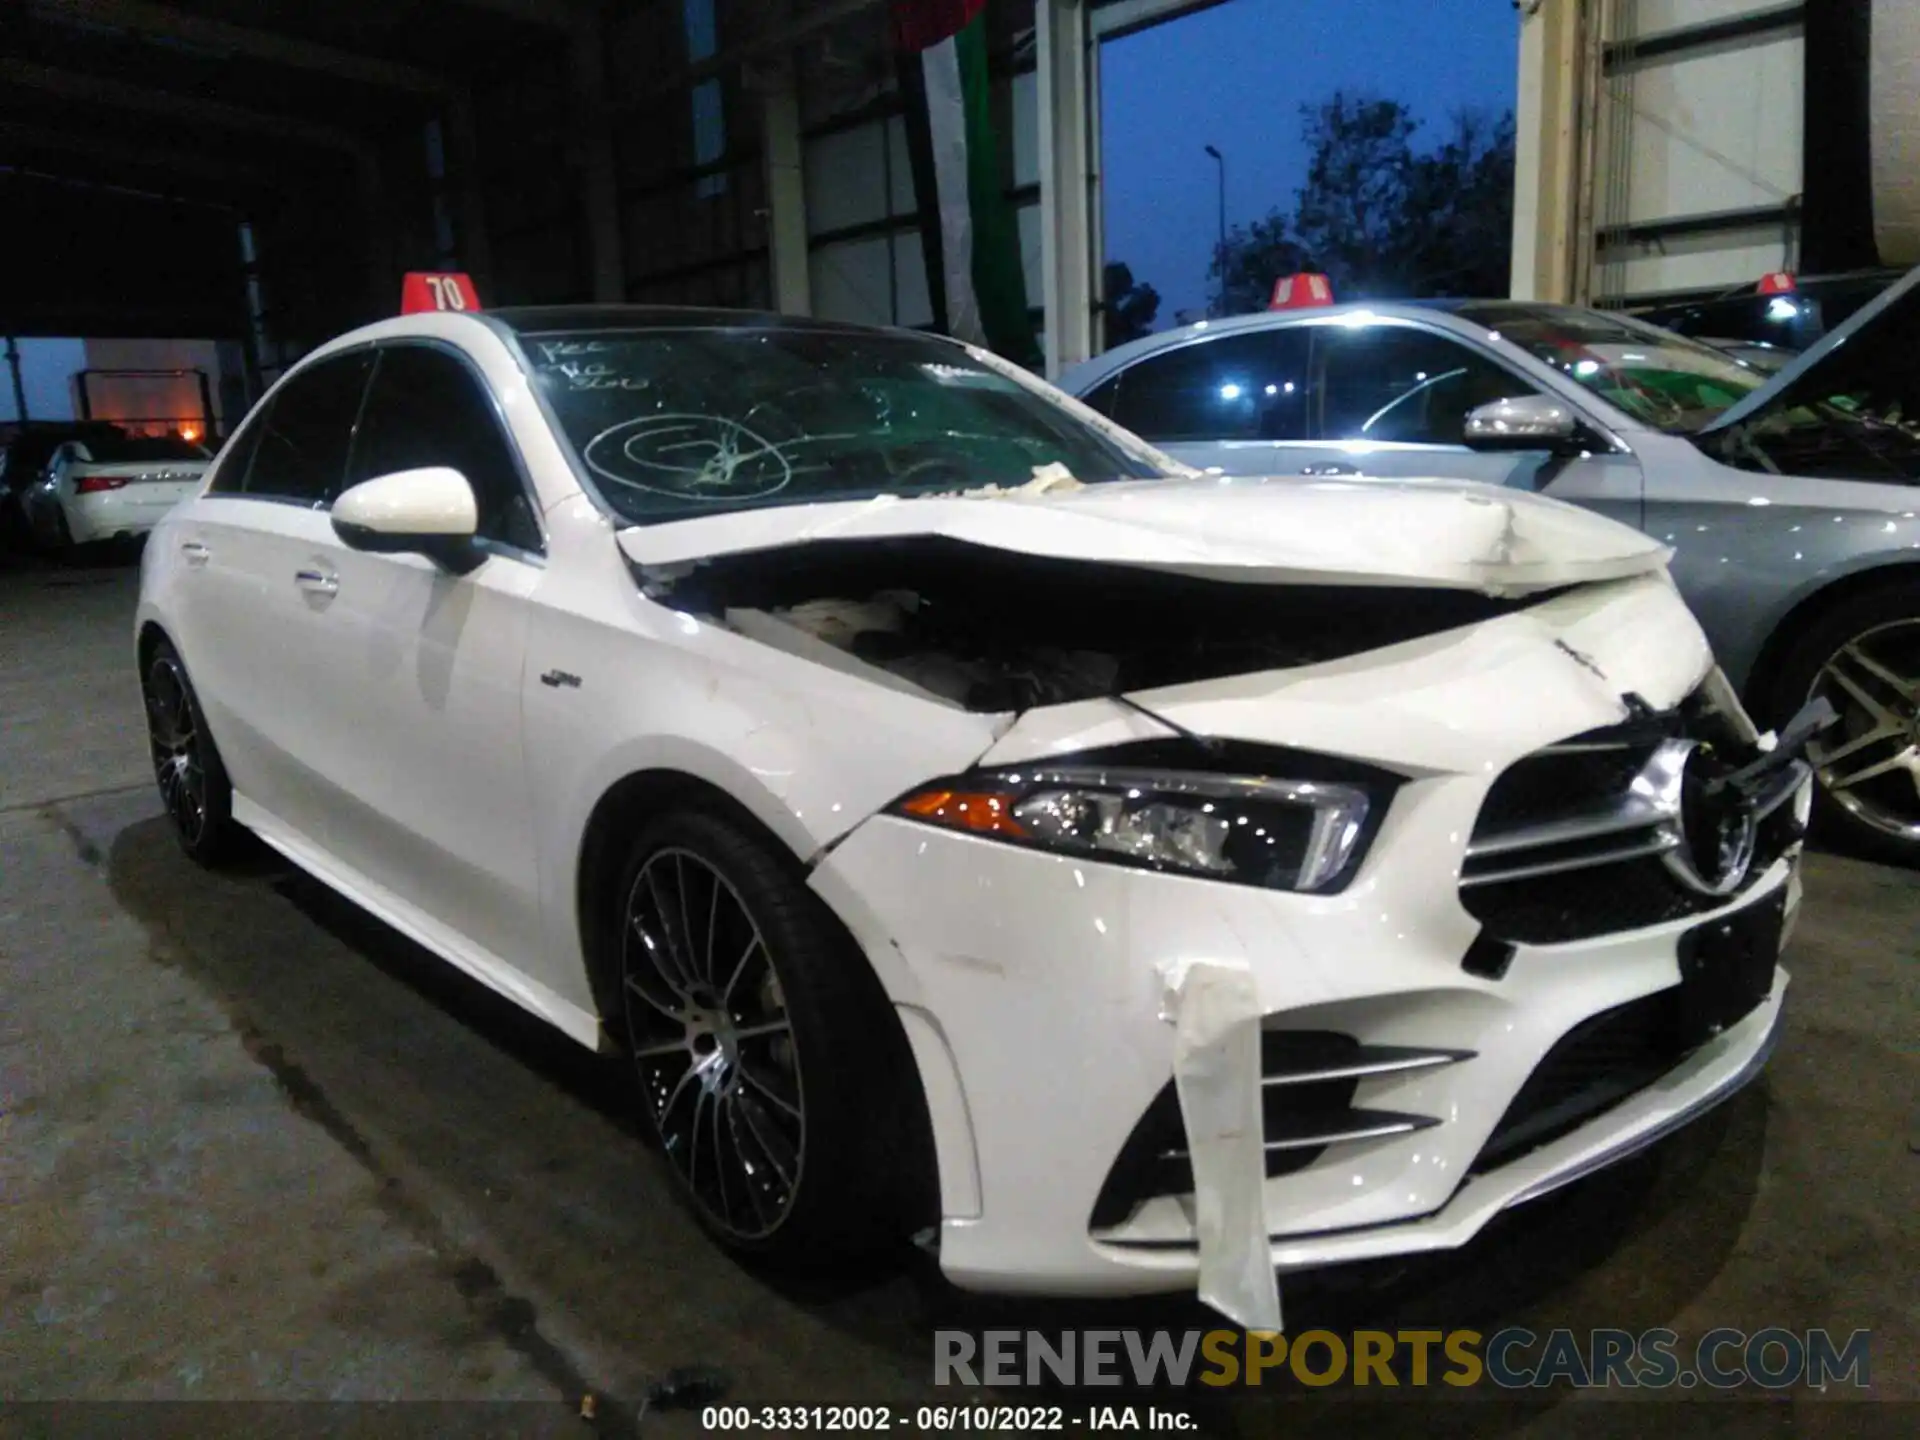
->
1109, 329, 1312, 442
1080, 374, 1120, 418
1315, 326, 1533, 446
350, 346, 542, 553
245, 351, 375, 504
207, 409, 267, 495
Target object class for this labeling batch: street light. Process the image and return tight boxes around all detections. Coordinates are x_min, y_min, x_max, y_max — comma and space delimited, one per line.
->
1203, 144, 1225, 314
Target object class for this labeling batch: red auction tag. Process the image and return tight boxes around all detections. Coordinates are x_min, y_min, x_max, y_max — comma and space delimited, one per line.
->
401, 272, 482, 313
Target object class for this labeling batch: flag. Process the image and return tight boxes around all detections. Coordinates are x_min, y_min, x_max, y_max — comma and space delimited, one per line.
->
895, 0, 1039, 364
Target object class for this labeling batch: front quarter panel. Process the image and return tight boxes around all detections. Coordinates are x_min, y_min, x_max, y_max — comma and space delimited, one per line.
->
1635, 435, 1920, 691
523, 497, 1006, 1015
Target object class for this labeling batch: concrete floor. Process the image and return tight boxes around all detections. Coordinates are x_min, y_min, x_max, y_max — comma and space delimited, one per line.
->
1, 550, 1914, 1438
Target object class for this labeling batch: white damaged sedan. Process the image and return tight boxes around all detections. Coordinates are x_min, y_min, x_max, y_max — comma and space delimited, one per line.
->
135, 305, 1826, 1326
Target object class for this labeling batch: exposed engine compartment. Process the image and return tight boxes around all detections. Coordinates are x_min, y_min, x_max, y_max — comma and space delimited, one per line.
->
641, 537, 1558, 712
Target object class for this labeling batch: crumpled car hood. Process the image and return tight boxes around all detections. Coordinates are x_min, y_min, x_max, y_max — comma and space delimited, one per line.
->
615, 474, 1671, 597
1699, 260, 1920, 435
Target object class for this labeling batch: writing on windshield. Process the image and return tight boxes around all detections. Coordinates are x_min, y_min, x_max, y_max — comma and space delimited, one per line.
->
513, 326, 1166, 524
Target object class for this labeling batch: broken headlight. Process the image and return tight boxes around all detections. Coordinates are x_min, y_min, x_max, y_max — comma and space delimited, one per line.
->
891, 765, 1380, 894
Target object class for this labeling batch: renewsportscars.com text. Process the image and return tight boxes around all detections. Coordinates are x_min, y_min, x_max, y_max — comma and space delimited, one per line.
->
934, 1327, 1873, 1390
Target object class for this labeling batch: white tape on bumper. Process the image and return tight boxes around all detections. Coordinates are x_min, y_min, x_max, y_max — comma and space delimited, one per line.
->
1157, 958, 1283, 1332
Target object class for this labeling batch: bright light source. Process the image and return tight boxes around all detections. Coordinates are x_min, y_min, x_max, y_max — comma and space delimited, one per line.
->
1767, 297, 1800, 321
1265, 383, 1278, 395
1219, 383, 1243, 400
1574, 360, 1600, 377
1284, 381, 1296, 393
178, 423, 203, 441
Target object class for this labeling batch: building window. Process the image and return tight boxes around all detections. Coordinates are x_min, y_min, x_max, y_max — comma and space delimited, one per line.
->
684, 0, 726, 197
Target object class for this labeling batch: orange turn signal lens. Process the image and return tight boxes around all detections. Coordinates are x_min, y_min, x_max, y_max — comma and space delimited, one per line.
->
898, 788, 1027, 837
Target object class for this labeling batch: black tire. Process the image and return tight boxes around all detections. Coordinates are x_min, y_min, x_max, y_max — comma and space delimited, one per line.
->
611, 804, 931, 1266
141, 637, 244, 865
33, 501, 73, 559
1760, 578, 1920, 868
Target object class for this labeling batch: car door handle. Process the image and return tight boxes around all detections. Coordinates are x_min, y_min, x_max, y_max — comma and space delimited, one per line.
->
1299, 462, 1360, 476
294, 568, 339, 596
180, 541, 210, 566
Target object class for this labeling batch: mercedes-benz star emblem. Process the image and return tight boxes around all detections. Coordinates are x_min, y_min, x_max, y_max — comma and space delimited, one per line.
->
1655, 739, 1761, 897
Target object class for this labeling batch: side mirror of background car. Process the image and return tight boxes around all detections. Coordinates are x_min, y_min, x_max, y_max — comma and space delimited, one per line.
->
1464, 395, 1584, 454
331, 466, 483, 574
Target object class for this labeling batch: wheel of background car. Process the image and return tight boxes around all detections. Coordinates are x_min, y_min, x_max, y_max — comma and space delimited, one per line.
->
142, 638, 244, 865
42, 501, 74, 559
1764, 578, 1920, 865
613, 805, 929, 1263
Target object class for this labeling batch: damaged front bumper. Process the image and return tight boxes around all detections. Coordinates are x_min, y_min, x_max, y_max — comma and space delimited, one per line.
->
815, 810, 1797, 1314
803, 572, 1808, 1322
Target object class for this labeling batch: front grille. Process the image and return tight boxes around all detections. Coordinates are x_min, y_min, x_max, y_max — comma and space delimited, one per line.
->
1465, 855, 1710, 945
1460, 688, 1805, 946
1472, 744, 1654, 836
1088, 1030, 1470, 1230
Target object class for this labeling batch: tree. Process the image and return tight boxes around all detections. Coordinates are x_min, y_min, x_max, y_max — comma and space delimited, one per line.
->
1209, 91, 1516, 312
1211, 212, 1310, 317
1290, 93, 1421, 297
1398, 108, 1518, 297
1101, 261, 1162, 345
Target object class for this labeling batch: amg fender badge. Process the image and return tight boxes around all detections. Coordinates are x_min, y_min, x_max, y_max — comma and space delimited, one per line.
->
540, 669, 582, 689
1554, 638, 1609, 682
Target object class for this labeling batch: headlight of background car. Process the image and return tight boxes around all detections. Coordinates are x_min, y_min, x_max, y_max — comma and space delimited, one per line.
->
891, 765, 1384, 894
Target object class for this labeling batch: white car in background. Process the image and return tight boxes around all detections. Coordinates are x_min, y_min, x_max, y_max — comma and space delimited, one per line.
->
25, 430, 211, 552
135, 304, 1826, 1325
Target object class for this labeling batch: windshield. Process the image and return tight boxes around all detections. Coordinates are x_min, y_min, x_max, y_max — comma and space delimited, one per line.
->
1455, 303, 1770, 433
510, 323, 1174, 525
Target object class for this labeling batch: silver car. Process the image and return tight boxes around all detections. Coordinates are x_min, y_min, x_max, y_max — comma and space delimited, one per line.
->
1060, 269, 1920, 863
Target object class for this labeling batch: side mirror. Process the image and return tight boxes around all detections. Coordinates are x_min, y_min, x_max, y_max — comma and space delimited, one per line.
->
1464, 395, 1583, 453
331, 466, 483, 574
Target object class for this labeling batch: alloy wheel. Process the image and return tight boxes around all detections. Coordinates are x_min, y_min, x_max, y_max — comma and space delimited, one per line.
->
1805, 618, 1920, 842
144, 655, 208, 848
620, 847, 806, 1240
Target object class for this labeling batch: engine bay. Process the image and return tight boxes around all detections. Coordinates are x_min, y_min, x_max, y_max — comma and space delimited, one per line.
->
641, 536, 1553, 712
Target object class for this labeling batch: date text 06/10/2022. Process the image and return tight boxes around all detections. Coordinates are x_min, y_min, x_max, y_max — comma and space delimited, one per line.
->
699, 1405, 1195, 1431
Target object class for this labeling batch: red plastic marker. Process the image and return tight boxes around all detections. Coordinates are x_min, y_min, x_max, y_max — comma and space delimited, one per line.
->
1268, 273, 1335, 310
1756, 271, 1796, 295
401, 272, 482, 314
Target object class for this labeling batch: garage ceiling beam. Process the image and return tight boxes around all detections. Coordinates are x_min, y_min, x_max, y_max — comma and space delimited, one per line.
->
448, 0, 590, 25
0, 60, 371, 157
27, 0, 455, 97
623, 0, 885, 103
0, 120, 287, 190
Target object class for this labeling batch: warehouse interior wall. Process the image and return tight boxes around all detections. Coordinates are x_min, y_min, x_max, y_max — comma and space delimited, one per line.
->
1593, 0, 1805, 304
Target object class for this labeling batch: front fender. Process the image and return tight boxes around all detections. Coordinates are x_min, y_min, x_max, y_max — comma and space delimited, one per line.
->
523, 599, 1006, 1014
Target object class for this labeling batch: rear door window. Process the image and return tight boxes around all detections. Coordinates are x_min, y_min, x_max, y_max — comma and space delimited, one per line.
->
1106, 329, 1312, 442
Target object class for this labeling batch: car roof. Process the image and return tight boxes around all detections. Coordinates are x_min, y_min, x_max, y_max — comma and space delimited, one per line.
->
295, 304, 965, 382
1061, 297, 1679, 392
485, 304, 910, 337
1062, 299, 1495, 388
